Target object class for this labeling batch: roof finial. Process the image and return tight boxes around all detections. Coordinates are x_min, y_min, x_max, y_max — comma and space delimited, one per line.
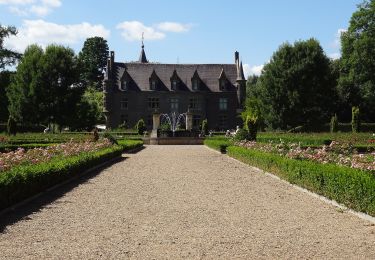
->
141, 32, 144, 48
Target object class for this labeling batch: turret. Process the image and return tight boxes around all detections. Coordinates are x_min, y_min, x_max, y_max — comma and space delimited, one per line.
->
235, 51, 246, 109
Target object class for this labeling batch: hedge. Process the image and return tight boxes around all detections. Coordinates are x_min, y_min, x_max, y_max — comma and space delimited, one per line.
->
0, 140, 143, 210
226, 146, 375, 216
204, 138, 232, 153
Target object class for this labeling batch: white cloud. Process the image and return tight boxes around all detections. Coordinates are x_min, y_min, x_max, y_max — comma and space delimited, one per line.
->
116, 20, 192, 42
1, 0, 61, 17
333, 28, 347, 48
156, 22, 191, 33
328, 53, 341, 60
30, 5, 50, 16
5, 19, 110, 52
117, 21, 165, 41
243, 64, 264, 77
0, 0, 35, 5
8, 6, 28, 15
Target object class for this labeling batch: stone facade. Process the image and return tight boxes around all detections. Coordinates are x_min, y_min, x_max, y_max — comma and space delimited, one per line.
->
103, 45, 246, 130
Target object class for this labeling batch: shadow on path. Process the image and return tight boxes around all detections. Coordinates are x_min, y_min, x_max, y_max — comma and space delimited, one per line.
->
0, 157, 128, 233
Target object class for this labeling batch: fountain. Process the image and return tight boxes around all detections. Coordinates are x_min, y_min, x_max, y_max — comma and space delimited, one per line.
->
160, 112, 186, 137
149, 110, 204, 145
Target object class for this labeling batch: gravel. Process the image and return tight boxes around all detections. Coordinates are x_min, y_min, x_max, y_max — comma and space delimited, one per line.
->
0, 145, 374, 259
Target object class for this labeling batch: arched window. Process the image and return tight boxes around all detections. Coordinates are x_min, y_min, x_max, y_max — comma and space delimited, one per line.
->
120, 80, 128, 91
172, 80, 178, 90
220, 80, 226, 91
151, 80, 157, 90
192, 79, 199, 91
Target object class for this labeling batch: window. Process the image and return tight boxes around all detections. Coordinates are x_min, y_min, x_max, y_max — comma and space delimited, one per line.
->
219, 98, 228, 111
148, 97, 159, 109
172, 80, 178, 91
189, 98, 201, 110
170, 98, 179, 111
219, 115, 228, 130
120, 80, 128, 91
151, 80, 157, 90
120, 97, 128, 110
193, 115, 201, 129
220, 80, 226, 91
192, 79, 199, 91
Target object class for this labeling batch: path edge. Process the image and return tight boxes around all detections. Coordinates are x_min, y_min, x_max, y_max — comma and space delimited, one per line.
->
205, 146, 375, 224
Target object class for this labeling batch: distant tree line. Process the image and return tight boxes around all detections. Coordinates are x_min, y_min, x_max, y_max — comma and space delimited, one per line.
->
0, 30, 108, 132
244, 0, 375, 131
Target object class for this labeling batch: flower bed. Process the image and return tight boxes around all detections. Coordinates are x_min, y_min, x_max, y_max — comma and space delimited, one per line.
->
0, 139, 143, 210
236, 140, 374, 172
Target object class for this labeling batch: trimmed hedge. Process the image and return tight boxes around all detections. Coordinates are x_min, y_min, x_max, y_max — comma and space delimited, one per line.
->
0, 140, 143, 210
204, 138, 232, 153
226, 146, 375, 216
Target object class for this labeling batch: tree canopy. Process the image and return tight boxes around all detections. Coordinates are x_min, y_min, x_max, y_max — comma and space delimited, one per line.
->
0, 24, 21, 71
250, 39, 336, 130
78, 37, 109, 90
339, 0, 375, 122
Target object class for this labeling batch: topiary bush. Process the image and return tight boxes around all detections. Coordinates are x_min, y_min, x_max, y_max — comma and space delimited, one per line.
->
233, 128, 249, 141
201, 119, 208, 136
7, 116, 17, 136
245, 115, 258, 141
136, 119, 146, 135
330, 114, 338, 133
352, 106, 360, 133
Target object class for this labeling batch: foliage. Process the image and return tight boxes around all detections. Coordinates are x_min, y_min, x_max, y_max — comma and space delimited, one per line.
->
339, 0, 375, 122
352, 106, 360, 133
227, 145, 375, 216
7, 116, 17, 135
0, 24, 21, 70
245, 115, 258, 141
253, 39, 336, 130
78, 37, 109, 90
102, 132, 118, 145
7, 44, 81, 129
136, 119, 146, 135
330, 114, 338, 133
204, 137, 232, 153
201, 119, 208, 135
0, 71, 14, 122
160, 122, 171, 131
70, 86, 104, 130
233, 128, 249, 141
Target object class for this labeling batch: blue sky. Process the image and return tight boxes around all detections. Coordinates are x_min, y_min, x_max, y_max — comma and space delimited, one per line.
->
1, 0, 361, 76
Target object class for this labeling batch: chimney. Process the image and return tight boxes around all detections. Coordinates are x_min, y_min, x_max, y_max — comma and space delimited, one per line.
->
235, 51, 239, 65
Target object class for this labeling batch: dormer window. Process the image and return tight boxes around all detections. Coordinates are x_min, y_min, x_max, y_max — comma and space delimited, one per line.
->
220, 79, 227, 91
191, 70, 201, 91
172, 80, 178, 91
120, 80, 128, 91
151, 80, 157, 90
149, 69, 159, 91
192, 79, 199, 91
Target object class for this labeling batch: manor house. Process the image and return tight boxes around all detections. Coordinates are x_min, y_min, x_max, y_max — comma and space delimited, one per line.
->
103, 43, 246, 130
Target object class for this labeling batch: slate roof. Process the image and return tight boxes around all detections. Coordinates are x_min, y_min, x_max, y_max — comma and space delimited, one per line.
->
112, 62, 239, 92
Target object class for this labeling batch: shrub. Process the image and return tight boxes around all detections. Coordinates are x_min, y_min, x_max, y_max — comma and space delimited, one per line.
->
204, 138, 231, 153
245, 115, 258, 141
201, 119, 208, 136
102, 132, 118, 145
234, 128, 249, 141
227, 146, 375, 216
352, 106, 360, 133
136, 119, 146, 135
330, 114, 338, 133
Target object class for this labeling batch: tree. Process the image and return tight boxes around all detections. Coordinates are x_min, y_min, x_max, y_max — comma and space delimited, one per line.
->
7, 45, 44, 124
254, 39, 336, 130
0, 71, 14, 122
0, 24, 21, 71
339, 0, 375, 122
7, 44, 81, 129
78, 37, 109, 90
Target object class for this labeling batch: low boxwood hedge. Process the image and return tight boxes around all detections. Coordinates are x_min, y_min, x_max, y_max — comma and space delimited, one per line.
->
204, 138, 232, 153
0, 140, 143, 211
226, 146, 375, 216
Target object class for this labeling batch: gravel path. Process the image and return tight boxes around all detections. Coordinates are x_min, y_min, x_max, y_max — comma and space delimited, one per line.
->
1, 145, 375, 259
